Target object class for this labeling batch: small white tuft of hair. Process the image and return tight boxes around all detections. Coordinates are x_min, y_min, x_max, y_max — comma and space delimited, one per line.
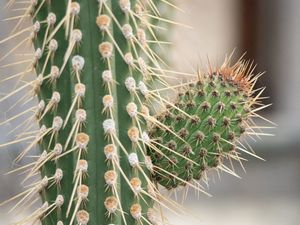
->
128, 152, 139, 167
130, 177, 142, 194
77, 160, 88, 173
96, 15, 111, 31
38, 100, 45, 111
50, 66, 60, 79
71, 29, 83, 43
138, 81, 149, 96
75, 83, 86, 97
55, 195, 64, 207
145, 156, 153, 172
104, 144, 117, 160
124, 52, 134, 66
33, 21, 40, 33
141, 105, 150, 117
76, 210, 89, 225
137, 28, 147, 46
138, 57, 148, 75
122, 24, 133, 39
34, 48, 43, 59
119, 0, 131, 13
52, 116, 63, 131
125, 77, 136, 92
53, 143, 63, 156
102, 70, 113, 83
128, 127, 139, 143
98, 42, 113, 59
70, 2, 81, 15
75, 109, 87, 122
126, 102, 138, 117
141, 132, 150, 144
130, 204, 142, 220
49, 39, 58, 52
54, 169, 63, 183
40, 176, 49, 190
77, 185, 89, 200
72, 55, 85, 71
75, 133, 90, 149
104, 196, 118, 213
102, 95, 114, 108
47, 13, 57, 25
104, 170, 117, 186
103, 119, 116, 134
51, 91, 61, 103
35, 100, 45, 117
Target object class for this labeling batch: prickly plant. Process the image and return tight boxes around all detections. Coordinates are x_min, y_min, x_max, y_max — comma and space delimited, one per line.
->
149, 59, 271, 189
0, 0, 272, 225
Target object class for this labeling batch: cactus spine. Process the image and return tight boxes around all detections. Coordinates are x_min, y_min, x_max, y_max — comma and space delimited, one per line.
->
0, 0, 271, 225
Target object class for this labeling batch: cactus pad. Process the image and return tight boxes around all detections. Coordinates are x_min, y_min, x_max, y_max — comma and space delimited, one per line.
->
149, 60, 263, 189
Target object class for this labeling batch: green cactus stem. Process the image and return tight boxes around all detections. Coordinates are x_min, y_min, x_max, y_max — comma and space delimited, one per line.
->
33, 1, 158, 224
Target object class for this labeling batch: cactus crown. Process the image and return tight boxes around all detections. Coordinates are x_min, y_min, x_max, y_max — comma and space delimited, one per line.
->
0, 1, 271, 225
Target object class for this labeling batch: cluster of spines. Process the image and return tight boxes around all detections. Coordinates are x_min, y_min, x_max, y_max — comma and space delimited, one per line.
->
149, 58, 272, 189
0, 0, 197, 224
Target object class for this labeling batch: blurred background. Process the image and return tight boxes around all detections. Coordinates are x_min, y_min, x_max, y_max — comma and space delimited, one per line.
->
0, 0, 299, 225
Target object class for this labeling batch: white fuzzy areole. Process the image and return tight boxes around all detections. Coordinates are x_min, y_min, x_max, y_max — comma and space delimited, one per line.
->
125, 77, 136, 92
128, 152, 139, 167
103, 119, 116, 134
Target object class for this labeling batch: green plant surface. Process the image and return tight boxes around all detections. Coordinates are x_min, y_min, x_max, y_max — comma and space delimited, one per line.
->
149, 61, 263, 189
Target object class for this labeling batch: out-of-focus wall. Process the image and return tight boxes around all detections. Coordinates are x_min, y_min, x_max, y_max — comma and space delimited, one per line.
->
171, 0, 241, 71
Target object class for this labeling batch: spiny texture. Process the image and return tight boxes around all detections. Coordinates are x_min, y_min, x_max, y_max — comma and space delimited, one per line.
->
30, 1, 164, 225
149, 60, 265, 189
0, 0, 271, 225
0, 0, 186, 224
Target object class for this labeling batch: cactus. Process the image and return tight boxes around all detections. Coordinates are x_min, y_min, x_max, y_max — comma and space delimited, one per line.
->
149, 59, 267, 189
0, 1, 271, 225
